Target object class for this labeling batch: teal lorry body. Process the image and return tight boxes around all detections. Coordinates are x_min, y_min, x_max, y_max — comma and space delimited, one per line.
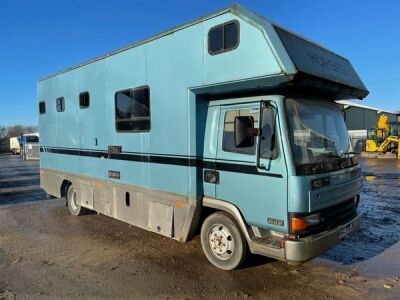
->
38, 4, 368, 268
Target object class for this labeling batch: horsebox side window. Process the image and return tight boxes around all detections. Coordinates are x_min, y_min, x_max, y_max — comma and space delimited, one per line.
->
39, 101, 46, 114
115, 86, 150, 132
208, 20, 239, 55
79, 91, 90, 109
222, 108, 259, 155
56, 97, 65, 112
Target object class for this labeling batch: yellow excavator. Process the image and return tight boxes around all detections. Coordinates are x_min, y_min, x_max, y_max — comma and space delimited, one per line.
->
365, 114, 399, 158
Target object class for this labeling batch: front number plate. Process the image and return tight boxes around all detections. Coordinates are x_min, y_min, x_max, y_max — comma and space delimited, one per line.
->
338, 223, 353, 239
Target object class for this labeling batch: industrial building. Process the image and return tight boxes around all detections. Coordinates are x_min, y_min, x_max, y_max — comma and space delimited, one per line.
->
336, 100, 399, 152
337, 100, 398, 131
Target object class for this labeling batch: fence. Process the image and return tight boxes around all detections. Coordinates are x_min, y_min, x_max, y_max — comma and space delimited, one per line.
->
22, 143, 40, 160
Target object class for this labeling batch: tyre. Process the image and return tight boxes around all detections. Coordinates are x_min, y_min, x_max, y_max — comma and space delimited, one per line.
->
200, 211, 247, 270
66, 184, 87, 216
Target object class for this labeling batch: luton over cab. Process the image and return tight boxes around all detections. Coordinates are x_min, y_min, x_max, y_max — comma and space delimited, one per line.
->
38, 4, 368, 270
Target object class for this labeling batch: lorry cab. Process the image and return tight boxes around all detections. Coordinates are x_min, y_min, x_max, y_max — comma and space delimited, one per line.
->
200, 95, 362, 269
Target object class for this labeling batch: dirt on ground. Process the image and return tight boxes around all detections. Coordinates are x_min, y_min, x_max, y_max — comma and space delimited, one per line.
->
0, 155, 399, 299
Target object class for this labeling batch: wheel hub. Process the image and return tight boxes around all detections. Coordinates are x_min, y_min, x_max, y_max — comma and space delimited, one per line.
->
208, 224, 234, 260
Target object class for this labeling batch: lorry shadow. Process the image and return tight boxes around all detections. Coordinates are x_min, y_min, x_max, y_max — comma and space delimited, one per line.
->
321, 174, 400, 265
0, 188, 47, 206
242, 254, 275, 269
0, 157, 47, 206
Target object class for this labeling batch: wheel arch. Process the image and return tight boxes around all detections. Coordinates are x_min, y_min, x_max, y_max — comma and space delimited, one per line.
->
202, 197, 251, 242
60, 179, 72, 206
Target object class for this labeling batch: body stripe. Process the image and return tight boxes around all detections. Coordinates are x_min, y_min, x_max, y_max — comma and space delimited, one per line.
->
40, 146, 283, 178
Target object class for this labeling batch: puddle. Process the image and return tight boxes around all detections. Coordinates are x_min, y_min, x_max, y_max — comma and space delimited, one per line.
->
322, 159, 400, 270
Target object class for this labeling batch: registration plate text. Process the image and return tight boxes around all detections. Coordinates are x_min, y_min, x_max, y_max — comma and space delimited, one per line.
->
338, 223, 353, 239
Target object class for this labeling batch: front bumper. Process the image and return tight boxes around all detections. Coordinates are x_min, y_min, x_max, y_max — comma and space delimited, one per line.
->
284, 213, 362, 264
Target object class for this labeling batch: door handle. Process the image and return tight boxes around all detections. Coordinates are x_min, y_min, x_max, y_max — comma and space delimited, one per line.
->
204, 170, 219, 184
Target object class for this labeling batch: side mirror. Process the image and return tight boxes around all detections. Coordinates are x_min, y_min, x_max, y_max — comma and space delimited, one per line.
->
234, 116, 255, 148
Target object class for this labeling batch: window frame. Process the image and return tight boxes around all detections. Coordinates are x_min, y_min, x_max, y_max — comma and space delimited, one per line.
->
79, 91, 90, 109
114, 85, 151, 133
259, 104, 279, 160
39, 101, 46, 114
208, 20, 240, 55
56, 97, 65, 112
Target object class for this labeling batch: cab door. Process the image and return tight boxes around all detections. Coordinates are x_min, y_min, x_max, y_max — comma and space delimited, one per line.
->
214, 102, 288, 231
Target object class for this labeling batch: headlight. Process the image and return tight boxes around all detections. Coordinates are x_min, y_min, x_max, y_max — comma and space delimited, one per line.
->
290, 213, 322, 232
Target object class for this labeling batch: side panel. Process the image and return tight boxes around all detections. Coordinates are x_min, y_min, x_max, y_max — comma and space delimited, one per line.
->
105, 45, 149, 188
54, 73, 80, 175
40, 168, 197, 241
38, 80, 58, 170
77, 61, 109, 179
203, 14, 281, 83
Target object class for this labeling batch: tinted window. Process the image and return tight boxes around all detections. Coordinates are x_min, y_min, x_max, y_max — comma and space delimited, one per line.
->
224, 22, 239, 50
208, 21, 239, 55
209, 26, 223, 53
222, 108, 258, 155
79, 92, 90, 108
115, 86, 150, 132
39, 101, 46, 114
56, 97, 65, 112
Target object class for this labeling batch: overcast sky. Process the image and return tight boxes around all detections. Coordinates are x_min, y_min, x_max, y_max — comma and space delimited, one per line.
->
1, 0, 399, 125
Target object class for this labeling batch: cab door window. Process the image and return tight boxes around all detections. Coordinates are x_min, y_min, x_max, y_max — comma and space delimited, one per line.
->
222, 108, 259, 155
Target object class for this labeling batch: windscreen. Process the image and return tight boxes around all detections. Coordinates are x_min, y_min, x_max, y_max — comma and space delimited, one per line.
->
286, 98, 350, 166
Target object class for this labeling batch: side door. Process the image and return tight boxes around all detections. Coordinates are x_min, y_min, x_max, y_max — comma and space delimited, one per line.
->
215, 102, 288, 232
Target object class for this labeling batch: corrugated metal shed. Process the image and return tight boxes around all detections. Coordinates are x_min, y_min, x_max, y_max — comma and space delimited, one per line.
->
336, 100, 398, 130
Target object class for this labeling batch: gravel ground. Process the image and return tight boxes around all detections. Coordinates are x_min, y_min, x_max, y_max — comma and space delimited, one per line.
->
0, 155, 399, 299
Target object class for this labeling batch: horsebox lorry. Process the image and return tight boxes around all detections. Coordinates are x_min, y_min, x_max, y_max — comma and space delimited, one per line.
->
38, 4, 368, 270
10, 137, 21, 155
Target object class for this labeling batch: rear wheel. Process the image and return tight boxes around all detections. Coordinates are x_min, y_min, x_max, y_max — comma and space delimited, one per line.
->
200, 211, 247, 270
66, 184, 87, 216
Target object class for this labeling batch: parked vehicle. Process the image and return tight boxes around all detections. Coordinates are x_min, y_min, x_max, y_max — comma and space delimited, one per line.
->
21, 133, 40, 161
9, 136, 21, 155
38, 4, 368, 270
10, 133, 40, 157
365, 114, 399, 158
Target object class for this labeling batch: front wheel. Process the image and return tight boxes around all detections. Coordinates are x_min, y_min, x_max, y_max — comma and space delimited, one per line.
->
66, 184, 87, 216
200, 211, 247, 270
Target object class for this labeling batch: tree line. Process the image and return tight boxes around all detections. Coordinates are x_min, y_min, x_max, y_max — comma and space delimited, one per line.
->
0, 125, 38, 153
